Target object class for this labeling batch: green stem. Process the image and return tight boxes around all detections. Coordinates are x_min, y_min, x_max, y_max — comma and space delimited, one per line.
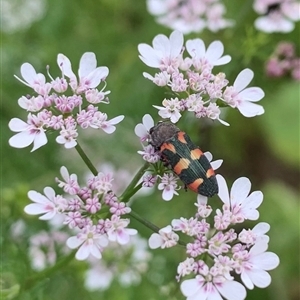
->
122, 182, 143, 202
129, 210, 186, 247
20, 250, 76, 293
129, 210, 160, 233
75, 142, 98, 176
119, 162, 150, 202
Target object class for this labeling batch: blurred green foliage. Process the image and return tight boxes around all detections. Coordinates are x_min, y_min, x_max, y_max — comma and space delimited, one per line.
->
1, 0, 299, 299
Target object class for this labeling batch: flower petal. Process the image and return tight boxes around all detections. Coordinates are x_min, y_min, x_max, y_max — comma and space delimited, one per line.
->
147, 0, 167, 14
247, 269, 272, 288
255, 16, 294, 33
239, 87, 265, 102
31, 131, 48, 152
250, 240, 268, 256
243, 209, 259, 220
230, 177, 251, 206
186, 39, 205, 58
43, 187, 56, 200
243, 191, 263, 209
153, 34, 170, 55
138, 44, 161, 68
143, 72, 154, 80
24, 203, 47, 215
241, 271, 254, 290
135, 123, 147, 138
20, 63, 38, 85
39, 211, 56, 220
217, 280, 247, 300
89, 244, 102, 259
109, 115, 124, 125
142, 114, 154, 130
216, 174, 230, 205
204, 284, 223, 300
211, 159, 223, 170
162, 188, 174, 201
101, 125, 116, 134
117, 231, 131, 245
204, 151, 213, 161
251, 252, 280, 271
78, 52, 97, 78
66, 236, 83, 249
214, 55, 231, 66
169, 30, 184, 58
96, 235, 108, 247
197, 194, 208, 205
180, 277, 204, 297
28, 190, 49, 204
75, 243, 91, 260
252, 222, 270, 235
59, 166, 69, 182
57, 54, 76, 80
234, 69, 253, 92
237, 101, 265, 117
206, 41, 224, 64
85, 66, 109, 88
8, 118, 28, 132
9, 131, 35, 148
282, 2, 300, 20
148, 233, 162, 249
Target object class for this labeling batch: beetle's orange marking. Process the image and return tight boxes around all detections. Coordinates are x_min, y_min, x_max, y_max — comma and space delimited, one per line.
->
177, 131, 187, 143
190, 148, 203, 160
173, 158, 190, 174
188, 178, 204, 192
206, 168, 215, 178
161, 143, 176, 153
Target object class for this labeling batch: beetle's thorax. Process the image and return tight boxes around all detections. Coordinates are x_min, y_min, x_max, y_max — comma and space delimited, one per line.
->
149, 122, 180, 148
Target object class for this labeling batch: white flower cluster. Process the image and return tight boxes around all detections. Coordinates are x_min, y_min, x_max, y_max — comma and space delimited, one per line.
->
148, 176, 280, 300
138, 31, 265, 125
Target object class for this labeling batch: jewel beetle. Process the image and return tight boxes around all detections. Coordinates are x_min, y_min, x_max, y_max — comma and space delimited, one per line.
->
149, 122, 218, 197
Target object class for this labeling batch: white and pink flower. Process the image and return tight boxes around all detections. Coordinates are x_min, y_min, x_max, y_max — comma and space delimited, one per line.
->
55, 166, 80, 195
217, 175, 263, 223
146, 0, 233, 34
153, 97, 182, 123
14, 62, 52, 96
181, 272, 247, 300
238, 222, 270, 245
158, 173, 180, 201
138, 30, 184, 73
105, 215, 137, 245
9, 112, 49, 152
186, 38, 231, 68
89, 112, 124, 134
137, 144, 161, 163
223, 69, 265, 117
56, 121, 78, 149
24, 187, 68, 220
57, 52, 109, 93
134, 114, 155, 142
148, 225, 179, 249
233, 240, 280, 289
67, 225, 109, 260
253, 0, 300, 33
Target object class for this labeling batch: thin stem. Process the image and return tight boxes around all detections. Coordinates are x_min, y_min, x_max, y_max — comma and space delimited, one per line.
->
121, 182, 143, 202
20, 250, 76, 293
75, 142, 98, 176
119, 162, 149, 202
129, 210, 186, 247
129, 210, 160, 233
